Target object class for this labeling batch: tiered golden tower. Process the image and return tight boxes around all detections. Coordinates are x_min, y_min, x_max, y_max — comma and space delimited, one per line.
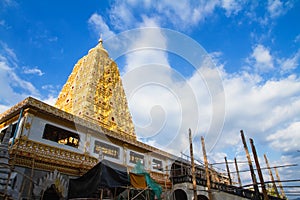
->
55, 39, 136, 140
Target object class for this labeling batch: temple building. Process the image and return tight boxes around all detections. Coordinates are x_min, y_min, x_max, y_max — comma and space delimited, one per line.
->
0, 39, 284, 200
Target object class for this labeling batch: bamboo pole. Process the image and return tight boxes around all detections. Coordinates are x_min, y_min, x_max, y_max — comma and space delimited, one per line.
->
201, 136, 212, 200
274, 167, 286, 198
234, 157, 242, 187
264, 154, 280, 198
250, 138, 269, 200
224, 157, 232, 185
240, 130, 260, 198
189, 129, 198, 200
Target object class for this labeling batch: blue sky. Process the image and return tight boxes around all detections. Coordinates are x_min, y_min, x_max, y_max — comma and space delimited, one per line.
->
1, 0, 300, 197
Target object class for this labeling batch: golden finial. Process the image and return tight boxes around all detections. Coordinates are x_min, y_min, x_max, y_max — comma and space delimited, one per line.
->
98, 34, 103, 45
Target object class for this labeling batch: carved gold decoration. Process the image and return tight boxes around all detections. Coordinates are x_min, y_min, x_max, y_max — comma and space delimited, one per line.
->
55, 40, 136, 139
24, 122, 31, 130
33, 169, 68, 198
10, 138, 98, 175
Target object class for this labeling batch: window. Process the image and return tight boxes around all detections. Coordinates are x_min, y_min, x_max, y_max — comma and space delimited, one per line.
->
0, 123, 17, 142
129, 151, 144, 165
42, 124, 79, 148
94, 140, 120, 159
152, 159, 163, 171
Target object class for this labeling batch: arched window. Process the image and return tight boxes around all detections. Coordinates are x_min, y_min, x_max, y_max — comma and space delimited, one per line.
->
173, 189, 187, 200
197, 194, 209, 200
42, 184, 60, 200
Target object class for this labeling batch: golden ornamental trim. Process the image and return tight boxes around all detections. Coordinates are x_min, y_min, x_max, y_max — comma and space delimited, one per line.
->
10, 138, 97, 175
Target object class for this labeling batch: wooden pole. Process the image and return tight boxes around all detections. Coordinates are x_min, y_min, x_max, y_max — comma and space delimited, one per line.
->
27, 154, 35, 199
274, 167, 286, 198
240, 130, 260, 198
234, 157, 242, 187
209, 164, 217, 182
18, 177, 26, 200
201, 136, 212, 200
250, 138, 269, 200
224, 157, 232, 185
100, 188, 103, 200
189, 129, 198, 200
264, 154, 280, 198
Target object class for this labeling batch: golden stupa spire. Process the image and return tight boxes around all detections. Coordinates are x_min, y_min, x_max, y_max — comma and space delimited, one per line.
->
97, 34, 105, 50
55, 39, 136, 140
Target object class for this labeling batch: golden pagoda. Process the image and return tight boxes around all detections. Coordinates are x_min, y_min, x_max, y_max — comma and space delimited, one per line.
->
55, 39, 136, 140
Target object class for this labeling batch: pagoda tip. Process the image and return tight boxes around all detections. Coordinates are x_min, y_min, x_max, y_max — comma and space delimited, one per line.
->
98, 34, 103, 44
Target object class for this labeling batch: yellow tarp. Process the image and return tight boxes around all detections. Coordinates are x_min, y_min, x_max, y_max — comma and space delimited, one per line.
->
129, 173, 147, 189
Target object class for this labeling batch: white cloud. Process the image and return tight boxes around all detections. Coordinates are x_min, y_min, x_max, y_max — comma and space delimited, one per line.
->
86, 1, 296, 36
0, 104, 10, 113
156, 1, 202, 27
42, 95, 57, 106
267, 121, 300, 152
278, 50, 300, 72
221, 0, 244, 16
23, 66, 44, 76
0, 43, 40, 108
121, 24, 193, 154
0, 60, 39, 105
123, 18, 168, 72
252, 44, 273, 66
217, 73, 300, 148
248, 44, 274, 73
275, 154, 300, 180
267, 0, 294, 19
1, 41, 18, 64
105, 0, 246, 31
267, 0, 284, 18
109, 1, 136, 30
246, 44, 300, 74
88, 13, 115, 39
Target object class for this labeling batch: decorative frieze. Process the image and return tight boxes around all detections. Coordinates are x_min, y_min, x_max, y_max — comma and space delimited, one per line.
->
10, 138, 98, 176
